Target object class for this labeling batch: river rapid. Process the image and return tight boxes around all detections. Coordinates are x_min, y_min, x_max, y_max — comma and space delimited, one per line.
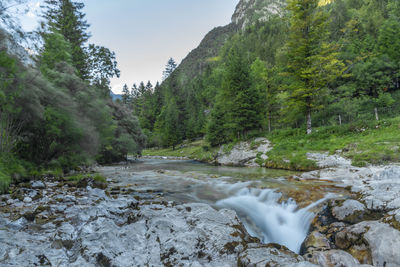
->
101, 159, 348, 253
0, 158, 352, 266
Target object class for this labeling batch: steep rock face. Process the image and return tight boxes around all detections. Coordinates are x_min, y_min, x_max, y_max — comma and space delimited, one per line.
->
232, 0, 286, 30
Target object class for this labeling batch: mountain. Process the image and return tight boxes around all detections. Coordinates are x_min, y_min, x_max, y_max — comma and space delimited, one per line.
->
110, 91, 123, 101
171, 0, 285, 84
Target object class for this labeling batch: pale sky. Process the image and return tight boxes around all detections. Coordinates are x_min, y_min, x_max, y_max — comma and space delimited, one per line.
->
19, 0, 239, 93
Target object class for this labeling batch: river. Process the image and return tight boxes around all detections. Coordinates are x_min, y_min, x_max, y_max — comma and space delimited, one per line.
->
100, 158, 349, 253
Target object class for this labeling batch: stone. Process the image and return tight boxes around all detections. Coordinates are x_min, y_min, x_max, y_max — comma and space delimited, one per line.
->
23, 197, 32, 203
308, 249, 364, 267
331, 199, 366, 223
237, 243, 313, 267
302, 231, 331, 252
216, 138, 272, 167
31, 181, 46, 189
306, 152, 352, 168
335, 221, 400, 266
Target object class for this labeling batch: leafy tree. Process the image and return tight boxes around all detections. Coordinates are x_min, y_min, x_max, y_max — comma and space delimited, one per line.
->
86, 44, 120, 86
285, 0, 345, 134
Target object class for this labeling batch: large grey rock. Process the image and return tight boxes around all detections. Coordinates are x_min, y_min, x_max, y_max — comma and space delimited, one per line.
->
237, 243, 315, 267
332, 199, 366, 223
306, 152, 352, 168
335, 221, 400, 266
308, 249, 370, 267
217, 138, 272, 167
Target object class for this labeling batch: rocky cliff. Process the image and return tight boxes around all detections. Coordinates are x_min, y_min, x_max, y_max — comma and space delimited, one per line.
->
172, 0, 286, 84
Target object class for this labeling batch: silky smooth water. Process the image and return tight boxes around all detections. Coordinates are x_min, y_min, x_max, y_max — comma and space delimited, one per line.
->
103, 159, 345, 253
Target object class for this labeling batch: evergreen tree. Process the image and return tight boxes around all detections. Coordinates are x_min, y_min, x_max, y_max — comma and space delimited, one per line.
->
162, 57, 177, 81
43, 0, 90, 79
285, 0, 345, 134
122, 84, 130, 105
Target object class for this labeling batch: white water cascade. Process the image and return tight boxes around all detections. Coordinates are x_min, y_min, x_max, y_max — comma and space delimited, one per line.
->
216, 187, 330, 253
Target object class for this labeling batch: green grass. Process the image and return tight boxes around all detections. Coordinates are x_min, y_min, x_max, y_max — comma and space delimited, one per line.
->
143, 117, 400, 171
143, 139, 218, 162
264, 117, 400, 170
66, 173, 107, 183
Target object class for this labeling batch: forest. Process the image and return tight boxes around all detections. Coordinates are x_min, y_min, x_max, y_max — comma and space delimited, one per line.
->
127, 0, 400, 149
2, 0, 400, 192
0, 0, 145, 192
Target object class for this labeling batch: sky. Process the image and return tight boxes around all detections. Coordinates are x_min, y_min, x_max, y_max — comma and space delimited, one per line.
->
19, 0, 239, 93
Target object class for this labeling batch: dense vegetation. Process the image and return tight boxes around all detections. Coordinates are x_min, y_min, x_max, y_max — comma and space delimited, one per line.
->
0, 0, 145, 192
130, 0, 400, 151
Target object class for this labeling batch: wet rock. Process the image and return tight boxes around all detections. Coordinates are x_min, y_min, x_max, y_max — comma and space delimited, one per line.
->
335, 221, 400, 266
331, 199, 366, 223
237, 243, 316, 267
308, 249, 366, 267
302, 231, 331, 253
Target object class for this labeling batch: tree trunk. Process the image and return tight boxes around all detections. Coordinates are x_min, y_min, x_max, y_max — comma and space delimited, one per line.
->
374, 107, 379, 121
306, 109, 312, 135
338, 114, 342, 125
268, 112, 272, 133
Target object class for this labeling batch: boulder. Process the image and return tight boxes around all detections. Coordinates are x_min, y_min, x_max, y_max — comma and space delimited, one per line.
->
308, 249, 369, 267
237, 243, 317, 267
331, 199, 366, 223
335, 221, 400, 266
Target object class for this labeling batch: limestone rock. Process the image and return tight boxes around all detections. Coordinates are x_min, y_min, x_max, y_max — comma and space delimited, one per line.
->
331, 199, 366, 223
308, 249, 367, 267
217, 138, 272, 167
237, 243, 314, 267
302, 231, 331, 252
335, 221, 400, 266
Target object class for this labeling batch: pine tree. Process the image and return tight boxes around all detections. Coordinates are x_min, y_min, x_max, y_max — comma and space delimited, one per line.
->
285, 0, 345, 134
43, 0, 90, 79
223, 44, 264, 138
162, 57, 177, 81
122, 84, 130, 105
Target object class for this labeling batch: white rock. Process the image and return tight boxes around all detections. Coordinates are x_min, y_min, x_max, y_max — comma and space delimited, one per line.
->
23, 197, 32, 203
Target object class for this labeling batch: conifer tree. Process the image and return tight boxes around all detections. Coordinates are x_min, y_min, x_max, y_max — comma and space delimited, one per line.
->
43, 0, 90, 79
122, 84, 130, 105
285, 0, 345, 134
162, 57, 177, 81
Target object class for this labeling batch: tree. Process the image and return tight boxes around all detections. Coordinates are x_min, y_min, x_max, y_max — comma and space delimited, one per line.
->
162, 57, 177, 81
223, 44, 264, 138
250, 58, 279, 132
43, 0, 90, 79
86, 44, 120, 87
122, 84, 130, 105
285, 0, 345, 134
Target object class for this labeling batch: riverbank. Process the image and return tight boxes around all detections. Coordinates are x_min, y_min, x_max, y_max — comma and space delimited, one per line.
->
143, 117, 400, 171
0, 162, 323, 266
1, 156, 400, 266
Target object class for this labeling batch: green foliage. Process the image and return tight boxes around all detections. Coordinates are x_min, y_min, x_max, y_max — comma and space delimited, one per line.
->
285, 0, 346, 134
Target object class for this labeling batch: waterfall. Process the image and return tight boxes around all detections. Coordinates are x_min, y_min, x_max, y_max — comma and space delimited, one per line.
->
216, 187, 329, 253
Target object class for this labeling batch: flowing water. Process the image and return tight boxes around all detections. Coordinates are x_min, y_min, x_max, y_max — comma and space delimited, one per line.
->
101, 159, 348, 253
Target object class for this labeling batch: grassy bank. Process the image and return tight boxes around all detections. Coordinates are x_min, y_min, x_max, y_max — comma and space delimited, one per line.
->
143, 117, 400, 171
143, 139, 218, 162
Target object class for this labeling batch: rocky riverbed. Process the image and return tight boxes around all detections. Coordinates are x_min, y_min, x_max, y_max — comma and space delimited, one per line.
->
0, 155, 399, 267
